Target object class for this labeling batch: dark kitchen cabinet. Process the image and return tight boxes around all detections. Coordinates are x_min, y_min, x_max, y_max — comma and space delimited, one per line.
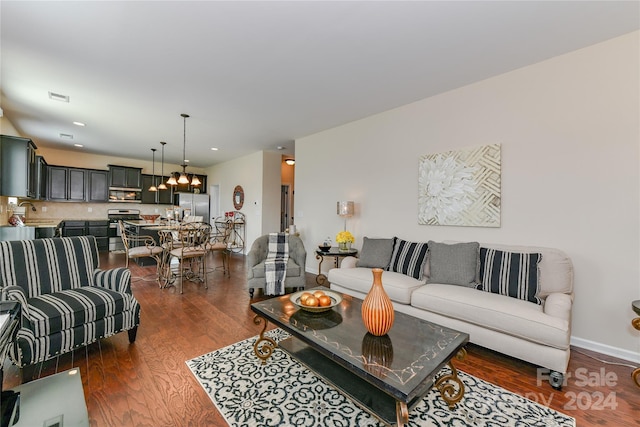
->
68, 168, 87, 201
141, 174, 173, 204
47, 166, 69, 201
36, 156, 47, 200
174, 173, 207, 194
47, 166, 87, 201
0, 135, 38, 198
87, 170, 109, 202
60, 220, 109, 252
109, 165, 142, 189
87, 220, 109, 251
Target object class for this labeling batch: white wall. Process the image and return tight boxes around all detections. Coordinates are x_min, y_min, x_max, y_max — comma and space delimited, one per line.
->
295, 32, 640, 359
205, 151, 271, 254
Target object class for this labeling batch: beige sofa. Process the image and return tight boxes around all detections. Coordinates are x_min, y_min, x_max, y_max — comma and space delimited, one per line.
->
328, 239, 574, 389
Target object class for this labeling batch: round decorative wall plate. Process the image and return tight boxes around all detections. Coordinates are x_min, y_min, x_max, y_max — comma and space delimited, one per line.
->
233, 185, 244, 210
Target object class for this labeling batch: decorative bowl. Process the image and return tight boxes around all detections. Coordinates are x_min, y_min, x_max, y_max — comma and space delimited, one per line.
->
140, 214, 161, 223
290, 289, 343, 313
318, 244, 331, 252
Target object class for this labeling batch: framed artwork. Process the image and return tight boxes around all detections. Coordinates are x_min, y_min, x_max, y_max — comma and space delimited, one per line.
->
418, 143, 501, 227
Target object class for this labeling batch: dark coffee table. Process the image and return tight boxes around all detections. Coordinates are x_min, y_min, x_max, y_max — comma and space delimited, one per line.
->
250, 287, 469, 426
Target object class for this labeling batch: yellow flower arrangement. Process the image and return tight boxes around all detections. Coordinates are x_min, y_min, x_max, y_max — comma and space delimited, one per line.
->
335, 231, 355, 244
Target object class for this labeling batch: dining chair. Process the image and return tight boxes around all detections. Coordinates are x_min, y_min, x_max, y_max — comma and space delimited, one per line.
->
118, 221, 163, 272
168, 222, 212, 293
207, 218, 232, 277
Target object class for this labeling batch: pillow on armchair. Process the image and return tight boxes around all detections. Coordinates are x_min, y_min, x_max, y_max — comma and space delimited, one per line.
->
356, 237, 394, 268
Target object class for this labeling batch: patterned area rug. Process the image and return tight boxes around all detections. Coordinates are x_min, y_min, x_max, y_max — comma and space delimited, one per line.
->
186, 330, 575, 427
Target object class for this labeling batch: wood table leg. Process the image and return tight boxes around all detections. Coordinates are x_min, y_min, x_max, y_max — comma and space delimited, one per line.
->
253, 315, 277, 364
396, 401, 409, 427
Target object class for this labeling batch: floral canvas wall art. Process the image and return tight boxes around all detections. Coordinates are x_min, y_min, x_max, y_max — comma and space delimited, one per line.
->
418, 144, 501, 227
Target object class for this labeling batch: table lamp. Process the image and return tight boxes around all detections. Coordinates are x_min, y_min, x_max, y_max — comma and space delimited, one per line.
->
337, 201, 354, 231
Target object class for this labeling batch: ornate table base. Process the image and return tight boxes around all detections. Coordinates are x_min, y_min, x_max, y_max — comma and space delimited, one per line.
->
251, 312, 466, 426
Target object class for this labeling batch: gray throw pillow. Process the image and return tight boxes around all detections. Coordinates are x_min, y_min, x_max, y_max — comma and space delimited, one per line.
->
427, 241, 479, 287
356, 237, 394, 268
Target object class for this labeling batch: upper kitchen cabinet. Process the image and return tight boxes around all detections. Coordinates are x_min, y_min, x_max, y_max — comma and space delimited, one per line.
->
87, 170, 109, 202
141, 174, 173, 204
174, 173, 207, 194
47, 166, 87, 202
0, 135, 38, 198
36, 156, 47, 200
108, 165, 142, 189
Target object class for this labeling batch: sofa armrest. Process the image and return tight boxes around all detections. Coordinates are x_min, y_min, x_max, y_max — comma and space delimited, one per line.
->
544, 293, 573, 321
1, 285, 31, 321
340, 256, 358, 269
93, 268, 132, 294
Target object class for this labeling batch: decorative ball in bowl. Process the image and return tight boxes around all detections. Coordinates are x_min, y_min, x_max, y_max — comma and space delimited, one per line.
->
318, 244, 331, 252
140, 214, 161, 223
290, 289, 342, 313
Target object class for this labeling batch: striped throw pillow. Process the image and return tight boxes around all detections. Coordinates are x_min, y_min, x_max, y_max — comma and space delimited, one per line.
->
478, 248, 542, 304
386, 238, 429, 280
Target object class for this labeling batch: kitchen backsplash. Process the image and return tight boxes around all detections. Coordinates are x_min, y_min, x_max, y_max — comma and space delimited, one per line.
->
8, 199, 174, 222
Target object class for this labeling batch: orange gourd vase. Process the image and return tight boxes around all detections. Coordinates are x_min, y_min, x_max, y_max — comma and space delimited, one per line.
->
361, 268, 395, 336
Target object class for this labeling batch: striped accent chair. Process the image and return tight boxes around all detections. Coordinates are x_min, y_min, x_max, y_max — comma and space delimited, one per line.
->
0, 236, 140, 369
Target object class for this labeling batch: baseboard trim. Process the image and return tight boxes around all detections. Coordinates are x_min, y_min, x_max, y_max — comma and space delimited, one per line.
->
570, 336, 640, 364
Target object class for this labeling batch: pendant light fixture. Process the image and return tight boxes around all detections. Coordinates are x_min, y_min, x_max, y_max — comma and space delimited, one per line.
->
158, 141, 168, 190
177, 113, 190, 185
149, 148, 158, 192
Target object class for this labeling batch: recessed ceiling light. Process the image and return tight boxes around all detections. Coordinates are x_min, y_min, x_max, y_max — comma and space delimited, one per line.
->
276, 146, 285, 150
73, 144, 84, 148
73, 121, 85, 127
59, 133, 74, 140
210, 147, 218, 151
184, 159, 190, 163
48, 91, 70, 102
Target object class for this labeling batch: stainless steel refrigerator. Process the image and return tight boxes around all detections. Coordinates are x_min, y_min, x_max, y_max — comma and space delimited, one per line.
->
174, 192, 210, 221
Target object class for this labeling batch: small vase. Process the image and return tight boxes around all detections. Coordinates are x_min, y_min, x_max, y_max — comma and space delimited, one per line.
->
361, 268, 395, 336
338, 241, 350, 252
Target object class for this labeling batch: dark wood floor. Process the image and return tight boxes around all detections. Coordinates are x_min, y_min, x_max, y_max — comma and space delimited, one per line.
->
3, 251, 639, 426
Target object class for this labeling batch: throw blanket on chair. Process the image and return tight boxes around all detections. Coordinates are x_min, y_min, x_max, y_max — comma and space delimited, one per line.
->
265, 233, 289, 296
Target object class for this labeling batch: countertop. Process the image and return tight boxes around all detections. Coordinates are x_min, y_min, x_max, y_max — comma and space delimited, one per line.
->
1, 219, 61, 228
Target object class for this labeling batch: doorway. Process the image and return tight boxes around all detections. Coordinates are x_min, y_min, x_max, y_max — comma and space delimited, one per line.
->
280, 184, 290, 232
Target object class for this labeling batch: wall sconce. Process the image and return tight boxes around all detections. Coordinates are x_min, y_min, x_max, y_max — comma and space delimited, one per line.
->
337, 201, 354, 231
284, 158, 295, 166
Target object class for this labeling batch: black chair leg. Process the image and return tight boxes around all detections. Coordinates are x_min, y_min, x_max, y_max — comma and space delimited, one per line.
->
128, 326, 138, 343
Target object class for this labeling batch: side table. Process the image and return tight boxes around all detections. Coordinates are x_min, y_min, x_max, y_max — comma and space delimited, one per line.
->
315, 247, 358, 285
632, 300, 640, 388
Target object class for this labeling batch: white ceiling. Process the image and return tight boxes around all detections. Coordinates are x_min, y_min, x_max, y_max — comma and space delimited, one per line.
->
1, 1, 638, 168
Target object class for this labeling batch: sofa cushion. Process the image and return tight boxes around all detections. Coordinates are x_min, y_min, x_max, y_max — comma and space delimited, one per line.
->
387, 238, 429, 280
411, 284, 569, 349
427, 241, 478, 287
478, 248, 542, 305
328, 267, 424, 304
250, 258, 302, 278
356, 237, 394, 268
27, 286, 129, 337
